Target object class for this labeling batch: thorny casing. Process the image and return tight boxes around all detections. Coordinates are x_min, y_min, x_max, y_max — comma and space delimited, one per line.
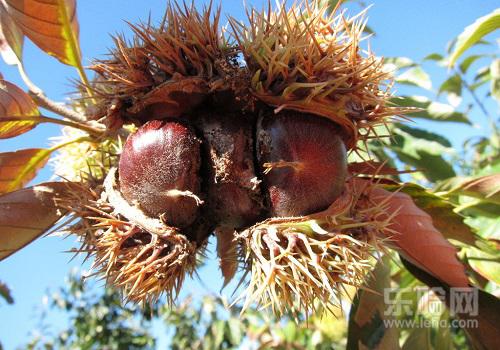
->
257, 113, 348, 217
118, 120, 202, 228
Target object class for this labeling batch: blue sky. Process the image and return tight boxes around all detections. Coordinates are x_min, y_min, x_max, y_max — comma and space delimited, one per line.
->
0, 0, 498, 348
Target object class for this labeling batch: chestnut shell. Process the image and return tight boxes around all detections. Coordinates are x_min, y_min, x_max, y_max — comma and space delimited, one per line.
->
118, 120, 201, 228
257, 113, 348, 217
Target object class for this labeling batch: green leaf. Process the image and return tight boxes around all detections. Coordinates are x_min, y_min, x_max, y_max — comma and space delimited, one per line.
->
449, 9, 500, 66
226, 318, 243, 345
390, 125, 456, 182
458, 201, 500, 218
471, 65, 491, 90
0, 148, 52, 194
211, 320, 225, 349
347, 256, 401, 350
384, 57, 416, 70
465, 217, 500, 284
467, 246, 500, 285
438, 74, 462, 107
423, 53, 444, 62
490, 59, 500, 103
459, 54, 485, 73
434, 310, 454, 350
391, 96, 470, 124
396, 67, 432, 90
0, 182, 71, 260
0, 79, 40, 138
396, 124, 452, 147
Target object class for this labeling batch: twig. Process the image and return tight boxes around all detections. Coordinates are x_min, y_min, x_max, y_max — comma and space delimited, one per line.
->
17, 64, 89, 123
28, 90, 88, 123
454, 67, 499, 135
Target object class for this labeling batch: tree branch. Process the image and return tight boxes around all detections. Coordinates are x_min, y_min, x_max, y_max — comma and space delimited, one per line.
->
17, 64, 89, 124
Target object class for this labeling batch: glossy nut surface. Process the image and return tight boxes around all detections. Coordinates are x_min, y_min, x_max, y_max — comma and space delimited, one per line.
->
257, 113, 348, 217
119, 120, 201, 228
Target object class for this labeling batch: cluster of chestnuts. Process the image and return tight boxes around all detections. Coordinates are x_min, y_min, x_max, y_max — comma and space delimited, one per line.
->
118, 111, 348, 244
65, 0, 409, 310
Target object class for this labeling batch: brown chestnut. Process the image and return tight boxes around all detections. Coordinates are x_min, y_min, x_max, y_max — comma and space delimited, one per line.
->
118, 120, 202, 228
257, 113, 348, 217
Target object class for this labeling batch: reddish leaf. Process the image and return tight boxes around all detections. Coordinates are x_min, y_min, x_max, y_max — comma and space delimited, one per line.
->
0, 182, 71, 260
0, 1, 23, 64
0, 79, 39, 138
355, 179, 470, 288
4, 0, 81, 66
0, 148, 51, 194
448, 174, 500, 205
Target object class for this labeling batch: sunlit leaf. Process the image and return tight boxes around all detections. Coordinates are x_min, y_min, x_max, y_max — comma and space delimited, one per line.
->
491, 59, 500, 103
391, 95, 470, 124
438, 74, 462, 107
449, 9, 500, 66
459, 54, 485, 73
4, 0, 82, 67
471, 65, 491, 90
391, 125, 456, 182
347, 255, 401, 350
0, 79, 39, 138
0, 182, 71, 260
467, 247, 500, 285
434, 310, 454, 350
0, 148, 53, 194
396, 66, 432, 90
465, 217, 500, 285
384, 57, 416, 72
226, 318, 243, 345
0, 2, 23, 65
423, 53, 444, 62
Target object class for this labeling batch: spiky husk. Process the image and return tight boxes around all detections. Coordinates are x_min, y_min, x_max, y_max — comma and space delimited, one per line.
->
230, 1, 412, 149
236, 178, 394, 316
54, 1, 415, 311
56, 172, 199, 305
50, 126, 130, 184
87, 1, 242, 123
